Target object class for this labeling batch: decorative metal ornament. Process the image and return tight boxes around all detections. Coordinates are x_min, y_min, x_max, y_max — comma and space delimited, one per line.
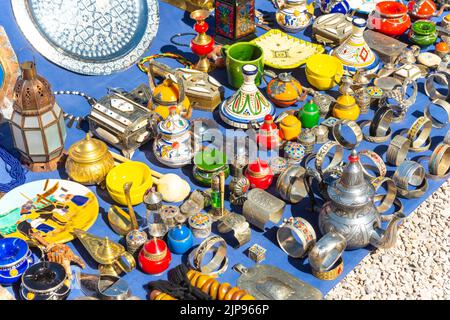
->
233, 264, 323, 300
9, 62, 66, 172
312, 12, 353, 46
11, 0, 160, 76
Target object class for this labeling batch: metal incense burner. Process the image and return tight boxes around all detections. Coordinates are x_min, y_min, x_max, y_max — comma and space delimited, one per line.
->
319, 150, 405, 250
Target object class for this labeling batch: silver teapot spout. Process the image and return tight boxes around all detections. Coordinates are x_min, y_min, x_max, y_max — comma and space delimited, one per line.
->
369, 212, 406, 249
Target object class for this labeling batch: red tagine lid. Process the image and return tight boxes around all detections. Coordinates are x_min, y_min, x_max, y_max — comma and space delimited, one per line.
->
142, 238, 168, 261
247, 159, 273, 177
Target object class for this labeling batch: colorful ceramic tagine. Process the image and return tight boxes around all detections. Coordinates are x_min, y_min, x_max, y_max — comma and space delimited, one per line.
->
319, 0, 351, 13
138, 238, 171, 275
367, 1, 411, 37
245, 159, 274, 190
276, 0, 314, 33
319, 150, 405, 250
408, 20, 438, 46
220, 64, 275, 129
65, 134, 115, 186
167, 225, 193, 255
407, 0, 448, 20
0, 238, 34, 285
279, 114, 302, 141
257, 115, 282, 150
298, 100, 320, 129
332, 17, 379, 75
193, 148, 230, 186
266, 72, 306, 107
153, 106, 194, 168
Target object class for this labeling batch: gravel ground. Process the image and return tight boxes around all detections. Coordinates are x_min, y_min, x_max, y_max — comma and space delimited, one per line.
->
326, 180, 450, 300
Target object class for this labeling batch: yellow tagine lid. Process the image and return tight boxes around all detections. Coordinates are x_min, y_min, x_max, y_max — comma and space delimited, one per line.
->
336, 94, 356, 107
281, 114, 301, 127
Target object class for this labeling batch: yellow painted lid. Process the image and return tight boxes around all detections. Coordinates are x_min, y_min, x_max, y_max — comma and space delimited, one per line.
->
336, 94, 356, 106
281, 115, 300, 127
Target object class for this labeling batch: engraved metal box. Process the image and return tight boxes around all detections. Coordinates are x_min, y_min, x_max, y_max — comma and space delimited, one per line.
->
88, 85, 159, 158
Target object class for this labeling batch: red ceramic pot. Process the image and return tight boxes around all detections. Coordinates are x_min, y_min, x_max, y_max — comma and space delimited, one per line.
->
245, 159, 274, 190
368, 1, 411, 37
138, 238, 171, 275
407, 0, 437, 20
257, 115, 282, 150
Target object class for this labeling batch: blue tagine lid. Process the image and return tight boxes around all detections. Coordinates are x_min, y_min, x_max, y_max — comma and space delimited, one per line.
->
0, 238, 29, 267
168, 225, 192, 241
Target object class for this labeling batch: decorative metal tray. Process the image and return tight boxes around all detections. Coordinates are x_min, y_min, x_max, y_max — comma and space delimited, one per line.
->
251, 29, 324, 69
11, 0, 160, 75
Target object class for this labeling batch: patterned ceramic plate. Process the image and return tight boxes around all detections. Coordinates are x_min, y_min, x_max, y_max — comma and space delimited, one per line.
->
0, 179, 99, 244
11, 0, 159, 75
251, 29, 324, 69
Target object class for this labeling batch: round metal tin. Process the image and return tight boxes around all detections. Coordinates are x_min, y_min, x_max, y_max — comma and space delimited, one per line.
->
12, 0, 160, 75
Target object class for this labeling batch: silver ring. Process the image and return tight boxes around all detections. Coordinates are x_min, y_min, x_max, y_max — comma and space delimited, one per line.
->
308, 231, 346, 272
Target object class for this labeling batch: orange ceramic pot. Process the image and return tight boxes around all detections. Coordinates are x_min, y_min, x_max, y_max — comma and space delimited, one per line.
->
368, 1, 411, 37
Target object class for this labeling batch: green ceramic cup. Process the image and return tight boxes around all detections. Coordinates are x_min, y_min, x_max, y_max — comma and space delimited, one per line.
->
222, 42, 264, 89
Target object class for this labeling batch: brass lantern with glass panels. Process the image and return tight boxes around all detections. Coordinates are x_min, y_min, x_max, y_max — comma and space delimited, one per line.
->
9, 61, 66, 172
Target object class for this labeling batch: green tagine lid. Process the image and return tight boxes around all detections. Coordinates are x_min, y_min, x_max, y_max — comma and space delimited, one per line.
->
194, 149, 228, 172
412, 21, 436, 35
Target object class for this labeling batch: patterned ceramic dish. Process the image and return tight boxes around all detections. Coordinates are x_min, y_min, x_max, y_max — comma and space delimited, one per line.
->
251, 29, 324, 69
11, 0, 160, 75
0, 179, 99, 244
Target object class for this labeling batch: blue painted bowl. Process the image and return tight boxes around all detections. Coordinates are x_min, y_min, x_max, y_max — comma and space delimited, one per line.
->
320, 0, 351, 14
167, 225, 193, 255
0, 238, 34, 285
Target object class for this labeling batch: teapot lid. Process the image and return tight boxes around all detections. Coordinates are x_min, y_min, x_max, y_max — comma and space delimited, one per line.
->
68, 133, 110, 163
328, 150, 374, 207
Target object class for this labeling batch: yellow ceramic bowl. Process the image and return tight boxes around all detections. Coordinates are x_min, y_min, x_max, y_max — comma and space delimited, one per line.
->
106, 161, 153, 205
305, 54, 343, 90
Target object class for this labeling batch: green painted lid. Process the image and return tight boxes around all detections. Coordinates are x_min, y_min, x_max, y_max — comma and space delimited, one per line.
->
194, 149, 228, 172
412, 21, 436, 36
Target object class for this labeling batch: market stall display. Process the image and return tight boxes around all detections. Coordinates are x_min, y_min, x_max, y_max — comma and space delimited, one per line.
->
0, 0, 450, 301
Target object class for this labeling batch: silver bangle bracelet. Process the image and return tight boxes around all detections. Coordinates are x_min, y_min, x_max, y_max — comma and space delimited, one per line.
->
424, 72, 450, 100
308, 231, 346, 272
424, 99, 450, 128
277, 217, 316, 258
386, 135, 410, 166
392, 160, 426, 189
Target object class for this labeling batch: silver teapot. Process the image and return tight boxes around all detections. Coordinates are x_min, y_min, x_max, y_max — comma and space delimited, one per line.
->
319, 150, 405, 250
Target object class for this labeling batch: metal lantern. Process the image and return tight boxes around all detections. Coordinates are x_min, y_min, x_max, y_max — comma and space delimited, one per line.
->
9, 61, 66, 172
214, 0, 256, 44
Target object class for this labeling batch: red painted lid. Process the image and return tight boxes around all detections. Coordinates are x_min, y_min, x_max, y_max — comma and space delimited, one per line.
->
260, 115, 278, 131
247, 159, 272, 177
143, 238, 167, 256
